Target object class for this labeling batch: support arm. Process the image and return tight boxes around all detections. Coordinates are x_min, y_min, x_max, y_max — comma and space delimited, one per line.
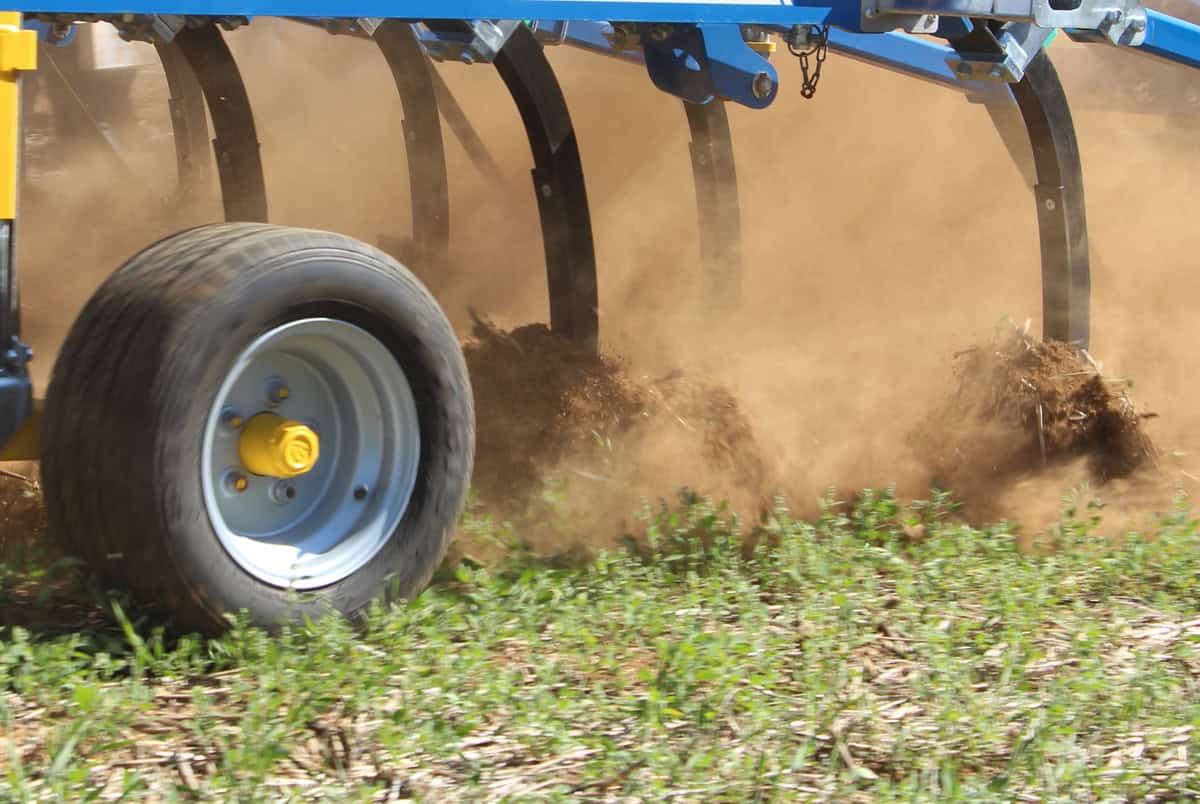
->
0, 11, 35, 450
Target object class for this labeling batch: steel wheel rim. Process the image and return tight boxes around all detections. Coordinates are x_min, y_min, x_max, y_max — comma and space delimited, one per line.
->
201, 317, 420, 589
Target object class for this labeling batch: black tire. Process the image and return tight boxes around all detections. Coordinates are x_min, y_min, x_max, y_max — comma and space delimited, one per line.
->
42, 223, 474, 633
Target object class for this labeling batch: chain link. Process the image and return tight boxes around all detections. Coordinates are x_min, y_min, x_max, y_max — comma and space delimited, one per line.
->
787, 25, 829, 100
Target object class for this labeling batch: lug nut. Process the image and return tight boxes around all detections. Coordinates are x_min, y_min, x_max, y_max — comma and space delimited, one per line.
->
353, 485, 369, 501
267, 379, 291, 404
225, 471, 249, 493
222, 408, 244, 430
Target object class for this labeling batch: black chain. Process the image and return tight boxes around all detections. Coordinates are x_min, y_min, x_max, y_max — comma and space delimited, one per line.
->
788, 25, 829, 100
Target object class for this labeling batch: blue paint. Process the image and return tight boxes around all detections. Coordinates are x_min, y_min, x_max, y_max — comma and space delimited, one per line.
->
641, 22, 778, 107
1138, 9, 1200, 69
20, 1, 842, 25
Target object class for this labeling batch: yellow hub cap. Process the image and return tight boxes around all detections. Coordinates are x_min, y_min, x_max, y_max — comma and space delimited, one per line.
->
238, 413, 320, 478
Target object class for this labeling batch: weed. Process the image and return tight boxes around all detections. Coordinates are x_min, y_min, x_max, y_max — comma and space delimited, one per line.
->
2, 490, 1199, 800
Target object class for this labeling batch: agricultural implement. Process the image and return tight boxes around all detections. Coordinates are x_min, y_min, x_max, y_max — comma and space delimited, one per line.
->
0, 1, 1196, 632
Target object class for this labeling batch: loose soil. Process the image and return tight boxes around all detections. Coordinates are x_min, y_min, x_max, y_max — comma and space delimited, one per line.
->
912, 321, 1159, 519
461, 314, 774, 557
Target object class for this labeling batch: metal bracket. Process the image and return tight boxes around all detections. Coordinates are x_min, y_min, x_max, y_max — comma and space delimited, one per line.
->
861, 9, 941, 34
865, 0, 1148, 46
25, 14, 248, 44
946, 21, 1053, 80
640, 23, 779, 109
417, 19, 523, 64
528, 19, 649, 62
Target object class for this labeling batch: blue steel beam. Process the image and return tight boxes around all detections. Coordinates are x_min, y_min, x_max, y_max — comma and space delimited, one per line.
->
549, 20, 971, 89
1130, 10, 1200, 68
548, 20, 1001, 94
1068, 9, 1200, 70
22, 1, 846, 26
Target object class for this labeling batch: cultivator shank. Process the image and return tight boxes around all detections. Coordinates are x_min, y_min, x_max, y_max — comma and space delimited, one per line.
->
5, 0, 1199, 629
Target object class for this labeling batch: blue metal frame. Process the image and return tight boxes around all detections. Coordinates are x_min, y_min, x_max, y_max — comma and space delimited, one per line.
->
1069, 9, 1200, 69
24, 1, 844, 25
16, 0, 1200, 104
1140, 9, 1200, 68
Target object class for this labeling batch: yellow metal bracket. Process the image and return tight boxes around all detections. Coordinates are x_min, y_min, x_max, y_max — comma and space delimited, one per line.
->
0, 397, 39, 462
0, 11, 33, 221
0, 15, 35, 73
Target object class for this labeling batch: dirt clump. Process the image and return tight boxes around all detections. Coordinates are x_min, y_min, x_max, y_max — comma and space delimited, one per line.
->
461, 314, 773, 549
913, 321, 1158, 513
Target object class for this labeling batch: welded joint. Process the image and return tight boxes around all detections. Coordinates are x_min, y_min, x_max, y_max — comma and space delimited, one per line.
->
418, 20, 523, 64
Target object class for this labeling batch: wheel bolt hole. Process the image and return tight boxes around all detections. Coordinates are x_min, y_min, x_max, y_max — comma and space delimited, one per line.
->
270, 479, 297, 505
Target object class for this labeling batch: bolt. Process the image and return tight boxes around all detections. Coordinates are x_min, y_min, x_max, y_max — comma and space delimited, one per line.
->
222, 408, 244, 430
864, 7, 876, 18
751, 72, 774, 101
540, 183, 554, 198
353, 485, 369, 501
650, 24, 672, 42
1045, 198, 1057, 211
225, 471, 249, 494
268, 379, 291, 404
786, 24, 813, 48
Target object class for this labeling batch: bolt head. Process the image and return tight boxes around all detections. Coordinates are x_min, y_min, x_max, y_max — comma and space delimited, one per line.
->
751, 72, 774, 101
267, 379, 291, 404
354, 485, 369, 501
224, 471, 249, 494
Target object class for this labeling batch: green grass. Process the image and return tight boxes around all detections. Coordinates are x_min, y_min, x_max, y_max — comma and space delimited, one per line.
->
2, 488, 1200, 801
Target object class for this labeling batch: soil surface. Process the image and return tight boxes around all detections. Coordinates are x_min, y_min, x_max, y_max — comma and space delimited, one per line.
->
912, 322, 1159, 517
461, 315, 774, 554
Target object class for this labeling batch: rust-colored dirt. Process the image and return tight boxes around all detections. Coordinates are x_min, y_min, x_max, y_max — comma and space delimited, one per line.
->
912, 323, 1159, 519
464, 315, 773, 548
6, 26, 1200, 567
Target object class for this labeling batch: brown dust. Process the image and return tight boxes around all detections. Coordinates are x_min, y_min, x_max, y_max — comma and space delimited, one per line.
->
7, 25, 1200, 563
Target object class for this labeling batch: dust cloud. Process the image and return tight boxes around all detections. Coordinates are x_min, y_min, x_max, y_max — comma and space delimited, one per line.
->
14, 23, 1200, 550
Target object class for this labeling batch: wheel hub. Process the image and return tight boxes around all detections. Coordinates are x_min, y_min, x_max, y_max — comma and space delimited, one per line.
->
238, 412, 320, 478
201, 317, 421, 590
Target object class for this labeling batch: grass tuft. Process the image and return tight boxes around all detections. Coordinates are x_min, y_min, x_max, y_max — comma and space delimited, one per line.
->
3, 489, 1200, 800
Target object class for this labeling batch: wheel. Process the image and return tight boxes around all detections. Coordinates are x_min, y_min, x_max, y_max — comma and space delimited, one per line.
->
42, 223, 474, 632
